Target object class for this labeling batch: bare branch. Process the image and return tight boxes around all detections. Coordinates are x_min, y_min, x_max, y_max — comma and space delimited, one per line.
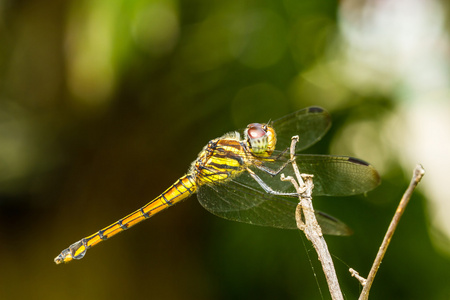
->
356, 164, 425, 300
349, 268, 367, 286
281, 135, 343, 300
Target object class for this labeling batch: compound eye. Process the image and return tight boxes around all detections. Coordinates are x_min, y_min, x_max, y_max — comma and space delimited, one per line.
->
246, 123, 266, 139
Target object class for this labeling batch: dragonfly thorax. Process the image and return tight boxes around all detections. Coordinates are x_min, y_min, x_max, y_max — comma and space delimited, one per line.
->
244, 123, 276, 157
190, 133, 248, 186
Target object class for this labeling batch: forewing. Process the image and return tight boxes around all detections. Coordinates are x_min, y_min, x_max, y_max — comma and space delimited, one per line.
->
271, 106, 331, 152
260, 154, 381, 196
295, 155, 381, 196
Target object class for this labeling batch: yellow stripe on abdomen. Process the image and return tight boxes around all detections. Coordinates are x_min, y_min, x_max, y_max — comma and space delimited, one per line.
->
54, 174, 197, 264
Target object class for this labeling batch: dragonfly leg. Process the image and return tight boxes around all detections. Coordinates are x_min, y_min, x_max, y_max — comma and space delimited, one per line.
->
271, 146, 290, 161
256, 159, 293, 176
246, 167, 298, 197
255, 146, 298, 177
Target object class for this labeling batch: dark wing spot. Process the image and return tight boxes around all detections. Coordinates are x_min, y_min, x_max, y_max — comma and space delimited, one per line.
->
308, 106, 325, 113
347, 157, 370, 166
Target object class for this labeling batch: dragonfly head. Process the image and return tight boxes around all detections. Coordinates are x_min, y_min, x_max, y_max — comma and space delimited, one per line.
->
245, 123, 276, 157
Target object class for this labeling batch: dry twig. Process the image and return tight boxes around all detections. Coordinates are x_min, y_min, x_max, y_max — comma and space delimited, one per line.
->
280, 135, 343, 300
355, 164, 425, 300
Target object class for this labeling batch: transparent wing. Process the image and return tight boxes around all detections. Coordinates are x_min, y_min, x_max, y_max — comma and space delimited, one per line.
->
270, 106, 331, 152
198, 172, 298, 229
295, 155, 381, 196
259, 154, 381, 196
197, 154, 380, 232
197, 171, 352, 235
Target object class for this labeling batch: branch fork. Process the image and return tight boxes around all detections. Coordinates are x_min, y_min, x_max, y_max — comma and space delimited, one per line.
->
281, 135, 425, 300
281, 135, 343, 300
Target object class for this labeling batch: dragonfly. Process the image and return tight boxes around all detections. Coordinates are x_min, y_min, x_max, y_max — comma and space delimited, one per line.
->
54, 106, 380, 264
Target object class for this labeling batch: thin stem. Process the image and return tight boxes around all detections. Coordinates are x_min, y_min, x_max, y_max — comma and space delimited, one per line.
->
281, 135, 343, 300
357, 164, 425, 300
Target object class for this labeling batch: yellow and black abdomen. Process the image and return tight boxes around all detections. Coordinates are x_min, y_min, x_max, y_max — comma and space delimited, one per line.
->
54, 174, 197, 264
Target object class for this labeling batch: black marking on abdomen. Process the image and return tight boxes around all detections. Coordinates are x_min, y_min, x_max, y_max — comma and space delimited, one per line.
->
118, 220, 128, 230
179, 178, 194, 195
98, 230, 107, 240
140, 208, 150, 218
161, 194, 172, 206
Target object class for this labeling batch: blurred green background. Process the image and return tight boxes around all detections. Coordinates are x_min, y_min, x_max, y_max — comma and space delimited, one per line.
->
1, 0, 450, 299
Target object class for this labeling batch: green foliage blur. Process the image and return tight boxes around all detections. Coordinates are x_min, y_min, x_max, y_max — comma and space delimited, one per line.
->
1, 0, 449, 299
